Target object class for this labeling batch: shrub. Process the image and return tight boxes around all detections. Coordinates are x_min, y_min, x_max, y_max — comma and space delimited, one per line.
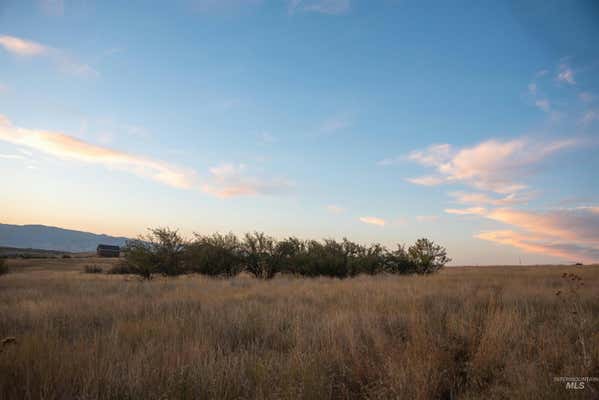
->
0, 259, 8, 276
186, 233, 243, 276
122, 228, 186, 279
83, 265, 103, 274
117, 227, 450, 279
357, 243, 388, 275
241, 232, 283, 279
106, 263, 133, 275
408, 238, 451, 274
62, 254, 71, 259
293, 239, 349, 278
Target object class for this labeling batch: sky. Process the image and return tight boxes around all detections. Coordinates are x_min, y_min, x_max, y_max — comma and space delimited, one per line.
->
1, 0, 599, 265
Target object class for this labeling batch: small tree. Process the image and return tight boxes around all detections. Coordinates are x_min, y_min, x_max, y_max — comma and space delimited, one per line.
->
358, 243, 387, 275
384, 245, 415, 274
122, 227, 186, 279
408, 238, 450, 274
241, 232, 282, 279
241, 232, 293, 279
275, 237, 305, 274
186, 233, 243, 276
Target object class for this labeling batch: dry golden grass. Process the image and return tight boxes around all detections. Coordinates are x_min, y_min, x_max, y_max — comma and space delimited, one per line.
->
0, 258, 598, 399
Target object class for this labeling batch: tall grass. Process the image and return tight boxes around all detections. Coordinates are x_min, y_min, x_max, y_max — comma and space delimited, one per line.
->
0, 260, 597, 399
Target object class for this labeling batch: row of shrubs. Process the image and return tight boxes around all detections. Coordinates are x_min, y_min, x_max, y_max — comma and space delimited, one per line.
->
112, 228, 451, 279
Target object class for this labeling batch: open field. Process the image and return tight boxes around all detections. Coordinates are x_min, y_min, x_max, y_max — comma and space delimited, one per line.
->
0, 258, 598, 399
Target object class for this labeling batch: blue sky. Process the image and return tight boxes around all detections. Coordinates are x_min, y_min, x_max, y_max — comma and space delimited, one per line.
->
1, 0, 598, 265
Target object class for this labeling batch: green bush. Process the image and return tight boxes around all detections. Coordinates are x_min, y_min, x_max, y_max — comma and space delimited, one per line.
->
118, 227, 450, 279
408, 238, 451, 274
186, 233, 243, 276
122, 228, 186, 279
241, 232, 283, 279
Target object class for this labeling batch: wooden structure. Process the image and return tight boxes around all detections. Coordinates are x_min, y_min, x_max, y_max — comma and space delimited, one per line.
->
96, 244, 120, 257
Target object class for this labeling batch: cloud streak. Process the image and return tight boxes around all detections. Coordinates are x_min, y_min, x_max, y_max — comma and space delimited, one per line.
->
0, 35, 96, 77
450, 205, 599, 263
445, 207, 487, 216
326, 204, 346, 214
449, 191, 532, 206
202, 163, 292, 198
359, 216, 386, 226
0, 115, 196, 189
0, 35, 48, 56
0, 116, 292, 198
289, 0, 350, 15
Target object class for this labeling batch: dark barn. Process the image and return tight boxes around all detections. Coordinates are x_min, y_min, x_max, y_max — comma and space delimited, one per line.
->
96, 244, 120, 257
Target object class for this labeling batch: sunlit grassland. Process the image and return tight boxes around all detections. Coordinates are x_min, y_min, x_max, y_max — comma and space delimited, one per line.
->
0, 258, 598, 399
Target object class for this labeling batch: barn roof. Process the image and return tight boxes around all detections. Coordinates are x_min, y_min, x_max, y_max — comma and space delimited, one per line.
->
97, 244, 120, 251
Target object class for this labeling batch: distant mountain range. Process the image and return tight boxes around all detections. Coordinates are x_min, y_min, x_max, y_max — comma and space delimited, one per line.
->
0, 223, 129, 252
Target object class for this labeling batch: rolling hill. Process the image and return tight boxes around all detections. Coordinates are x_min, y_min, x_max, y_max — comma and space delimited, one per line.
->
0, 223, 129, 252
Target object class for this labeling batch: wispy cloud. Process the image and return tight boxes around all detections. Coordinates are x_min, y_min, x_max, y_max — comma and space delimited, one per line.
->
486, 208, 599, 245
557, 63, 575, 85
449, 191, 532, 206
476, 230, 599, 263
0, 115, 293, 198
407, 144, 451, 167
319, 113, 351, 134
415, 215, 438, 222
405, 176, 444, 186
444, 207, 487, 216
288, 0, 350, 15
326, 204, 346, 214
405, 137, 579, 194
447, 205, 599, 263
192, 0, 263, 12
0, 35, 96, 77
359, 216, 386, 226
0, 35, 47, 56
202, 163, 292, 198
0, 115, 195, 189
535, 99, 551, 112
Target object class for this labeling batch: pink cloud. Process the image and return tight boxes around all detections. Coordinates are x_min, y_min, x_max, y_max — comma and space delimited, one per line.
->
486, 208, 599, 244
405, 175, 444, 186
476, 207, 599, 263
0, 115, 196, 189
0, 35, 48, 56
444, 207, 487, 216
359, 216, 386, 226
0, 35, 96, 77
405, 138, 579, 194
